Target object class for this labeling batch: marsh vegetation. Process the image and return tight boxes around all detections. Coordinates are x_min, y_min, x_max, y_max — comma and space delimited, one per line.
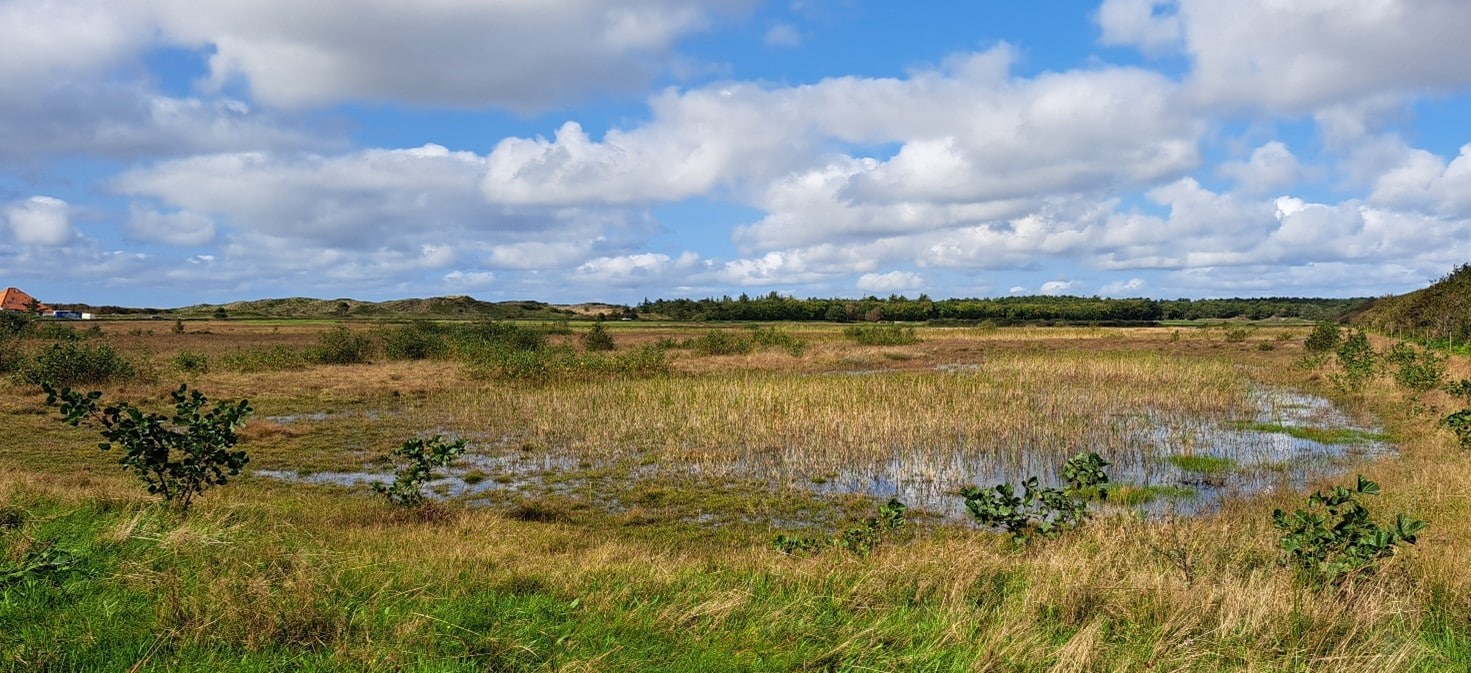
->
3, 318, 1469, 671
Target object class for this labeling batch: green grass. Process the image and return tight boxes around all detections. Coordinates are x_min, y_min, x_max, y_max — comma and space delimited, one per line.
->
1237, 422, 1389, 445
1166, 454, 1238, 474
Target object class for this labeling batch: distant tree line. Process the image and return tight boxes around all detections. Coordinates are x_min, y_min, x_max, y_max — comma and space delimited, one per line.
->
634, 293, 1369, 324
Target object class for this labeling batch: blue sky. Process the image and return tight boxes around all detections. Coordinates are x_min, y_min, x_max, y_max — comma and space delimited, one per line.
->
3, 0, 1471, 307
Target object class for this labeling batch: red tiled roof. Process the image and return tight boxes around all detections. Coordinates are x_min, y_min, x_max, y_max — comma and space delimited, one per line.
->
0, 287, 50, 313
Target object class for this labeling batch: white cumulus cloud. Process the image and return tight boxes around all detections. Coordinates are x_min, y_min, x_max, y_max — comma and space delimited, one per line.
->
856, 271, 924, 293
5, 196, 74, 246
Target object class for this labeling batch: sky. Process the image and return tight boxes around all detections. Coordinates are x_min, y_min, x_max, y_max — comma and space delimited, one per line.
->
3, 1, 1471, 307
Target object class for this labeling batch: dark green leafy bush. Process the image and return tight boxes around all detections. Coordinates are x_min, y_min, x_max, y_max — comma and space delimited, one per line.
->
1272, 475, 1425, 588
1330, 329, 1377, 392
0, 311, 33, 338
961, 452, 1109, 544
383, 322, 448, 360
452, 320, 547, 356
20, 341, 135, 386
1440, 409, 1471, 451
1304, 322, 1342, 353
44, 384, 252, 512
1224, 326, 1251, 343
581, 321, 616, 352
170, 351, 209, 374
1443, 379, 1471, 403
1385, 342, 1446, 394
311, 325, 374, 365
750, 326, 808, 356
373, 435, 468, 508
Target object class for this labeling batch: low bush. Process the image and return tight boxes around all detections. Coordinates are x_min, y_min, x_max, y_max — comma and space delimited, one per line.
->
382, 322, 448, 360
44, 383, 252, 513
19, 341, 134, 386
1304, 321, 1342, 354
1330, 329, 1377, 392
311, 325, 373, 365
581, 321, 616, 352
374, 435, 468, 508
1440, 409, 1471, 451
960, 452, 1109, 544
1272, 475, 1425, 588
750, 326, 807, 356
685, 331, 755, 356
1385, 342, 1446, 394
451, 320, 547, 356
170, 351, 209, 374
843, 324, 920, 346
773, 499, 907, 557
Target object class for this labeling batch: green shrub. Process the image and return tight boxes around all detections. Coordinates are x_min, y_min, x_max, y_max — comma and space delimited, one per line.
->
452, 320, 546, 355
581, 321, 616, 352
311, 325, 373, 365
750, 326, 808, 356
170, 351, 209, 374
1330, 329, 1377, 392
1224, 326, 1251, 343
0, 312, 33, 338
1304, 322, 1342, 353
1446, 379, 1471, 403
383, 322, 448, 360
1384, 342, 1446, 394
1440, 409, 1471, 451
1272, 475, 1425, 588
44, 384, 252, 513
373, 435, 468, 508
773, 499, 907, 557
686, 331, 755, 356
960, 452, 1109, 544
843, 324, 920, 346
20, 341, 134, 386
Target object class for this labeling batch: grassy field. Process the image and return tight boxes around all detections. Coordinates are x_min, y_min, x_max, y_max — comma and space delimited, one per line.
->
2, 319, 1469, 671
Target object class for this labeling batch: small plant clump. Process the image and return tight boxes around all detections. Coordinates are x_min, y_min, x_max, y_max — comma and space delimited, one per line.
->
1384, 342, 1446, 395
581, 320, 616, 352
170, 351, 209, 374
960, 452, 1109, 544
843, 324, 920, 346
1272, 475, 1425, 588
1304, 321, 1342, 354
773, 498, 907, 557
19, 341, 135, 387
373, 435, 469, 508
1440, 409, 1471, 451
684, 331, 755, 356
43, 384, 252, 513
750, 326, 807, 356
382, 322, 448, 360
311, 325, 374, 365
1330, 329, 1377, 392
1224, 326, 1251, 343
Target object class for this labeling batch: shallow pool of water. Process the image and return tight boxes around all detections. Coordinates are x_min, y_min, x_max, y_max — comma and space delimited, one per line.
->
806, 385, 1393, 518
